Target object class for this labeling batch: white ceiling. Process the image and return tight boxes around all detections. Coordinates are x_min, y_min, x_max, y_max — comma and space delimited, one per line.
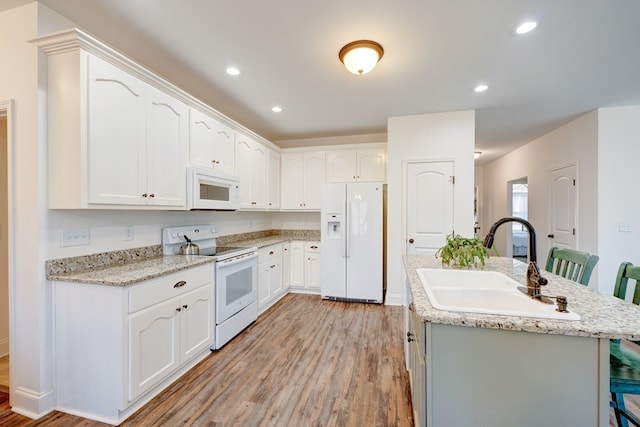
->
4, 0, 640, 164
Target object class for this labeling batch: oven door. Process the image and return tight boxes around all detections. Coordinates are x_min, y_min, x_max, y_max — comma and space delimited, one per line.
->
215, 253, 258, 324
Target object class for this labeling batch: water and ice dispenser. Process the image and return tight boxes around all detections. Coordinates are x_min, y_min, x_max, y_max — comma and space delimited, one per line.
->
326, 213, 342, 238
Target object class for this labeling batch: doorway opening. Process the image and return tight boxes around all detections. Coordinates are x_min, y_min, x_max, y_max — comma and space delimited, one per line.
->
509, 178, 528, 261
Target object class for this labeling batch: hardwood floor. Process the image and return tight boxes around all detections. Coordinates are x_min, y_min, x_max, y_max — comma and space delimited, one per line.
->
0, 293, 414, 426
2, 293, 637, 426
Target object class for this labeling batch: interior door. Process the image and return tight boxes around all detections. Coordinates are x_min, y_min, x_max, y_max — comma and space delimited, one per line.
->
549, 164, 577, 249
406, 161, 454, 255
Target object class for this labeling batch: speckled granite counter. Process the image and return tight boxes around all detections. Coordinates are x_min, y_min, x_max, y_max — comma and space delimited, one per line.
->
47, 255, 214, 286
46, 229, 319, 287
404, 255, 640, 340
217, 229, 320, 248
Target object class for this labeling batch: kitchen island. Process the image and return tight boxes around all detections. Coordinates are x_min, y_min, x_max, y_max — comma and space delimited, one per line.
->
403, 256, 640, 427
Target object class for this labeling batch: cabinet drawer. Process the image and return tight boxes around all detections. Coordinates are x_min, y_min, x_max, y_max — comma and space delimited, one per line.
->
259, 244, 282, 262
129, 263, 213, 313
305, 242, 321, 253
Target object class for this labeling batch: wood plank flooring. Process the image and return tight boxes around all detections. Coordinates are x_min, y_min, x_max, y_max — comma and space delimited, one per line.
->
1, 293, 638, 426
0, 293, 414, 426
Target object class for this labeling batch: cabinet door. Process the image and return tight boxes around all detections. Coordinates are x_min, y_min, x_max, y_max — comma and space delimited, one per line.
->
235, 136, 253, 209
289, 241, 305, 287
251, 144, 267, 208
258, 260, 272, 309
88, 54, 146, 205
326, 150, 357, 183
269, 261, 283, 298
282, 243, 291, 290
267, 148, 281, 209
146, 86, 187, 207
281, 153, 304, 209
304, 242, 322, 289
357, 147, 386, 182
188, 108, 215, 168
129, 298, 180, 401
180, 285, 214, 361
211, 121, 235, 174
303, 152, 326, 210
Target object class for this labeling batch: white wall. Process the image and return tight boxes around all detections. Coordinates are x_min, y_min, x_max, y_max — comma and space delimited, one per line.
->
0, 3, 57, 416
387, 111, 475, 305
480, 111, 599, 287
597, 106, 640, 296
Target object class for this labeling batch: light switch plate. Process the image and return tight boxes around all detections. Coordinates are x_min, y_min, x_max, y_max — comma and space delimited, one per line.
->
619, 222, 633, 233
60, 228, 90, 247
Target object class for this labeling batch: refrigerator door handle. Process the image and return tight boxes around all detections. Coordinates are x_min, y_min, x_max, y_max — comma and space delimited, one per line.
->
345, 200, 350, 258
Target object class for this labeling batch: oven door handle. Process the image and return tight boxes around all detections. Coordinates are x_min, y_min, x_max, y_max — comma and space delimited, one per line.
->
217, 252, 258, 267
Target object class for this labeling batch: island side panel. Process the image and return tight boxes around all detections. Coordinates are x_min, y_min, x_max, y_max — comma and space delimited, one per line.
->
426, 323, 604, 427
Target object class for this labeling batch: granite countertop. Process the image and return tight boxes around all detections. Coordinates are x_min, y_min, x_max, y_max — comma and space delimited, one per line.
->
47, 255, 215, 286
404, 255, 640, 340
46, 229, 321, 287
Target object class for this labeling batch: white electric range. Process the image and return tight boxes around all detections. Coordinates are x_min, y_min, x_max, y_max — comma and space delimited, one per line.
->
162, 225, 258, 349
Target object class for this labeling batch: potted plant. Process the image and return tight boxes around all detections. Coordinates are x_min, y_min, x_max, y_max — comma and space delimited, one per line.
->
435, 233, 487, 268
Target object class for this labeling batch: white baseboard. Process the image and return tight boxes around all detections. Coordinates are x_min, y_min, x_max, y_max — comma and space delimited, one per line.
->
384, 292, 403, 306
8, 385, 55, 421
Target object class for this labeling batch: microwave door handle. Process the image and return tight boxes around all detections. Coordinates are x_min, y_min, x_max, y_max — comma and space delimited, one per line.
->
217, 253, 258, 267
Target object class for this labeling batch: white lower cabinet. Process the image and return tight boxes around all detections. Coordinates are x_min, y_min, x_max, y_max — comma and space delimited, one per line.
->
406, 301, 426, 427
53, 263, 214, 425
289, 241, 321, 293
257, 244, 284, 313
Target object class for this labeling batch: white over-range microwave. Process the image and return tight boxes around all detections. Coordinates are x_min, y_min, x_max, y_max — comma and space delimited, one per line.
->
187, 167, 240, 210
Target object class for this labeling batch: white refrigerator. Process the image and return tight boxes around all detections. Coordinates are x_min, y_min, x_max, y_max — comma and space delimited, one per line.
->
321, 182, 384, 303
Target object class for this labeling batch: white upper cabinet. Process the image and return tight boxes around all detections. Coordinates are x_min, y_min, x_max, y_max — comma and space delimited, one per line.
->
281, 151, 326, 210
87, 55, 187, 207
146, 86, 188, 207
325, 145, 386, 183
267, 148, 281, 210
188, 108, 235, 174
87, 54, 147, 206
40, 32, 188, 209
235, 133, 267, 209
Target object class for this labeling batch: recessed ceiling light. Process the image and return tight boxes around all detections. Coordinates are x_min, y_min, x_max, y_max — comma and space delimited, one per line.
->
271, 106, 282, 113
226, 67, 240, 76
474, 151, 482, 159
515, 21, 537, 35
474, 84, 488, 93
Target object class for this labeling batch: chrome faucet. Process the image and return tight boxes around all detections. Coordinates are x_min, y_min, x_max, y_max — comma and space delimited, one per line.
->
483, 217, 549, 299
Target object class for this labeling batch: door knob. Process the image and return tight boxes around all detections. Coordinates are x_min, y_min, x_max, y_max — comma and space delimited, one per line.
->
409, 238, 414, 244
547, 234, 554, 238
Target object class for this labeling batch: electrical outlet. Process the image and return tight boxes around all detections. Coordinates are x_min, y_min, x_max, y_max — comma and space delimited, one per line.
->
124, 225, 134, 241
619, 222, 633, 233
60, 228, 90, 247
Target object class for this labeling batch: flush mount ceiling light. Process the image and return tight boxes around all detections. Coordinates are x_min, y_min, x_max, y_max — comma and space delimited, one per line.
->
226, 66, 240, 76
474, 84, 489, 93
338, 40, 384, 75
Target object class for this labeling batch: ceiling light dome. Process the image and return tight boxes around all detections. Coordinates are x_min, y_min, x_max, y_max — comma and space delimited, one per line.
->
339, 40, 384, 75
